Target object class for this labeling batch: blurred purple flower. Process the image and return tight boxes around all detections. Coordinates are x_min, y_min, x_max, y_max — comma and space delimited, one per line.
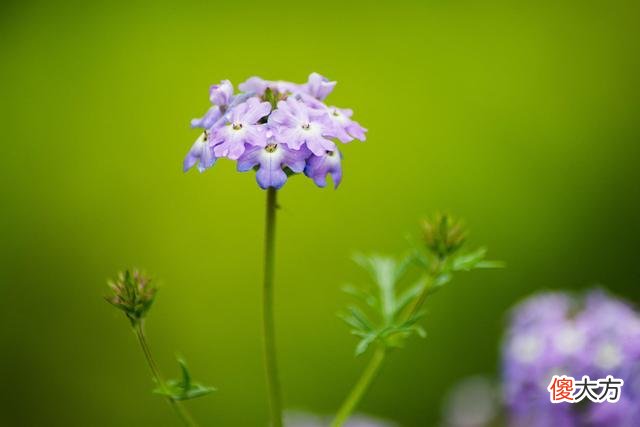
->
502, 290, 640, 427
441, 376, 499, 427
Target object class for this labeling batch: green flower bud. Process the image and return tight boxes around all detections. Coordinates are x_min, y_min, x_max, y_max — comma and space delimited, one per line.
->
105, 269, 157, 325
421, 212, 467, 259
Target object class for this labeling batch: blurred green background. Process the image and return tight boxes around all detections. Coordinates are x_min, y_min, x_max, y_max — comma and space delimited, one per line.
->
1, 0, 639, 425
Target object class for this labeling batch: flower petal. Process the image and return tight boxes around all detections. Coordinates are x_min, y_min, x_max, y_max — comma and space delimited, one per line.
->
191, 106, 222, 129
243, 99, 272, 124
256, 165, 287, 189
304, 72, 337, 100
209, 80, 234, 106
237, 145, 261, 172
304, 149, 342, 188
238, 77, 267, 95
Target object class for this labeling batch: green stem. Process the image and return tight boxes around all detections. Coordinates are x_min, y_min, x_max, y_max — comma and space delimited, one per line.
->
263, 187, 283, 427
134, 322, 197, 427
332, 258, 447, 427
331, 347, 386, 427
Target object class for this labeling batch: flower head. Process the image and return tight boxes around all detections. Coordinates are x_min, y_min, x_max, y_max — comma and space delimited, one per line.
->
183, 73, 366, 189
105, 269, 157, 325
421, 213, 467, 258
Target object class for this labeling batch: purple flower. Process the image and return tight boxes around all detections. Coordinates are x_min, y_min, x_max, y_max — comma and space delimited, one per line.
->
302, 72, 336, 100
325, 106, 367, 143
237, 141, 309, 189
304, 149, 342, 188
183, 131, 216, 172
210, 97, 272, 160
238, 77, 299, 96
209, 79, 233, 106
501, 290, 640, 427
190, 80, 234, 129
269, 98, 336, 156
184, 73, 366, 189
191, 106, 223, 129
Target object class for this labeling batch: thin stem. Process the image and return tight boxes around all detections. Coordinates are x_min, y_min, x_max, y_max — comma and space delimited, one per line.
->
134, 322, 198, 427
331, 347, 386, 427
404, 257, 445, 321
263, 187, 283, 427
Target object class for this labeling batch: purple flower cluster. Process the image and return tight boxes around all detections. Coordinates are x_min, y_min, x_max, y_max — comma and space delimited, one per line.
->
184, 73, 366, 189
502, 290, 640, 427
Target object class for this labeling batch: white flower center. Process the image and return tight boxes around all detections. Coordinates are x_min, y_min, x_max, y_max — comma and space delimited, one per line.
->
553, 325, 585, 355
595, 342, 622, 370
511, 334, 543, 364
232, 122, 243, 130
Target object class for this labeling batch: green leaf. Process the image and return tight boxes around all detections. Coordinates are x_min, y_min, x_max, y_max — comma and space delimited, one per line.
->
476, 260, 506, 269
342, 284, 378, 309
394, 277, 427, 317
354, 334, 377, 356
345, 306, 374, 332
452, 247, 503, 272
153, 358, 216, 401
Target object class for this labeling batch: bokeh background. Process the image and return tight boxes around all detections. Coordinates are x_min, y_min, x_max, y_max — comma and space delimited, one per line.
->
1, 0, 639, 425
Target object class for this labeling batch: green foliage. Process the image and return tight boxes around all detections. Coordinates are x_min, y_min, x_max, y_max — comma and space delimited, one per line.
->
340, 253, 428, 356
341, 215, 503, 356
154, 358, 216, 401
